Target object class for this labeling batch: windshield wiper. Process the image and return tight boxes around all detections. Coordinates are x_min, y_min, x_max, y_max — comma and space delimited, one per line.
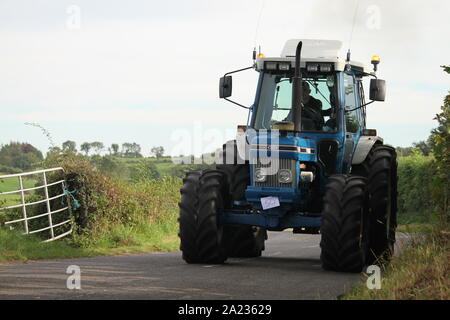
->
307, 80, 330, 105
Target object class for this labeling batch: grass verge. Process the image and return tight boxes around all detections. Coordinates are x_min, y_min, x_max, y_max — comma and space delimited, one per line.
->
0, 222, 180, 263
342, 225, 449, 300
396, 223, 433, 233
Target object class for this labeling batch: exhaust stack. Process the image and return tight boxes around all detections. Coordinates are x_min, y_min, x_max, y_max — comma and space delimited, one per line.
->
291, 41, 303, 134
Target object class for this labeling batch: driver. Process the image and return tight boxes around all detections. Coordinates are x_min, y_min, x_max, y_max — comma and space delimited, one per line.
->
285, 81, 332, 130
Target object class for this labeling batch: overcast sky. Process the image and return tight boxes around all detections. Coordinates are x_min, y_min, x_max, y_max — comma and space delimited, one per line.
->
0, 0, 449, 156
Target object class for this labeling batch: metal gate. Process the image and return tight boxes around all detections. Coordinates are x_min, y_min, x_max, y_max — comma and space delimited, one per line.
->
0, 167, 72, 242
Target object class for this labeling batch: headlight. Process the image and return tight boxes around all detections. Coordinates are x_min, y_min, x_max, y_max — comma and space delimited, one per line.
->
278, 62, 290, 71
254, 168, 267, 182
265, 61, 277, 70
319, 63, 332, 72
306, 63, 319, 72
278, 169, 292, 184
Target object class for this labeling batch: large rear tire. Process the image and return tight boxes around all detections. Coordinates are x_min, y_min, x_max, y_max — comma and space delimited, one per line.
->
352, 145, 398, 264
216, 140, 249, 201
178, 170, 228, 264
216, 140, 267, 257
320, 175, 370, 273
178, 171, 202, 263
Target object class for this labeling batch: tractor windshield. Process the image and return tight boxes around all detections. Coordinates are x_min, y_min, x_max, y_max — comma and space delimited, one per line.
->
253, 73, 339, 132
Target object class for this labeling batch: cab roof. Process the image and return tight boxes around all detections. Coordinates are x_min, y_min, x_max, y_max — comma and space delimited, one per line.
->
255, 39, 373, 74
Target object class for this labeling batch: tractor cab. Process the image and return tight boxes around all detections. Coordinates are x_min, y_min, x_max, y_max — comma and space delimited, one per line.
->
220, 39, 386, 214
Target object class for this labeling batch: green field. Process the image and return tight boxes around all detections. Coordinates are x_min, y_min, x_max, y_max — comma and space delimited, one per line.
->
0, 174, 38, 207
0, 173, 37, 191
155, 161, 177, 176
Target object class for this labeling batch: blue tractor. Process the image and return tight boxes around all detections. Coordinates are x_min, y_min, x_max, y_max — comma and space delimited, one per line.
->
178, 39, 397, 272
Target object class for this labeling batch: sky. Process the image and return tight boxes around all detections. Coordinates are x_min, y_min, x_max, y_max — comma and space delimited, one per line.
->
0, 0, 449, 157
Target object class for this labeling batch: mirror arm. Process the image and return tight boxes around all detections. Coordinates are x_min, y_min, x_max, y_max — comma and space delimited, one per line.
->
344, 100, 375, 113
223, 65, 254, 77
353, 70, 378, 79
224, 98, 251, 109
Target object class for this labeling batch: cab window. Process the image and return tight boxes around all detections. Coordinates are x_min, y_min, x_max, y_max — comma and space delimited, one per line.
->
343, 73, 360, 133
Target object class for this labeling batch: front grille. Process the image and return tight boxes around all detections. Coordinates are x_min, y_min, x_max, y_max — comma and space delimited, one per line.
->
253, 158, 297, 187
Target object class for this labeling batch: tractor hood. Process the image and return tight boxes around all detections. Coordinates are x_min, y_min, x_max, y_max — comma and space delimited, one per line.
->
248, 131, 317, 162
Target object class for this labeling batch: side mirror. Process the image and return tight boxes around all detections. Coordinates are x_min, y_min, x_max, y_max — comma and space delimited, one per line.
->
219, 76, 232, 98
370, 79, 386, 101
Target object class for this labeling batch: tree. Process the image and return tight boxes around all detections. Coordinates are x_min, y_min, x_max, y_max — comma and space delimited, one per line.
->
90, 142, 104, 155
122, 142, 142, 158
412, 140, 432, 156
111, 143, 119, 155
430, 65, 450, 223
151, 146, 165, 159
62, 140, 77, 153
0, 142, 43, 171
80, 142, 91, 156
396, 146, 413, 157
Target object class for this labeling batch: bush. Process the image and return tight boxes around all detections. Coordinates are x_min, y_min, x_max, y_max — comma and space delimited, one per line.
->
0, 142, 43, 171
397, 152, 436, 224
0, 165, 23, 174
129, 160, 160, 182
43, 151, 182, 247
89, 155, 130, 181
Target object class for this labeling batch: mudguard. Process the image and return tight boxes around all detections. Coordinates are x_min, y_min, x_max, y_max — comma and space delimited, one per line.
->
352, 136, 383, 165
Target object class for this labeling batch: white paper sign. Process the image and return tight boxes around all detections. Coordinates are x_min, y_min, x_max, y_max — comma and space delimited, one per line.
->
261, 196, 280, 210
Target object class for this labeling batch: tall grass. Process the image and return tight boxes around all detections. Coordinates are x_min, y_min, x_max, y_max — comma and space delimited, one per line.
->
342, 225, 449, 300
0, 227, 91, 261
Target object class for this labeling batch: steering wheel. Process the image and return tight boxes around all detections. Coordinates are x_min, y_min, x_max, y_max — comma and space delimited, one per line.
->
302, 106, 324, 129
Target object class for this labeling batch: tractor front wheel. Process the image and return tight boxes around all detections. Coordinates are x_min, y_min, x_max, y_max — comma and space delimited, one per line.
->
320, 175, 370, 273
178, 170, 228, 264
352, 145, 398, 264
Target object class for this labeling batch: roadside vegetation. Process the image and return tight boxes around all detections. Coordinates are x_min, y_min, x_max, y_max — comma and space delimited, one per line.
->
343, 66, 449, 300
0, 152, 183, 262
0, 139, 213, 262
342, 225, 449, 299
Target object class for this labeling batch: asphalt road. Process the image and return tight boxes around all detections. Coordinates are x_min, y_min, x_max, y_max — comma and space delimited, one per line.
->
0, 231, 409, 300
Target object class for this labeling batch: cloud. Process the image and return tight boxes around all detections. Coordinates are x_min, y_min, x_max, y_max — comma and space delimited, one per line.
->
367, 86, 445, 126
0, 106, 250, 127
0, 0, 448, 151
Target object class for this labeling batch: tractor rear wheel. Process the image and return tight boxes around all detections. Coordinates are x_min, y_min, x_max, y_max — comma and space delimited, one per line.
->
352, 145, 398, 264
178, 170, 228, 264
216, 140, 267, 257
216, 140, 250, 202
320, 175, 370, 273
178, 171, 202, 263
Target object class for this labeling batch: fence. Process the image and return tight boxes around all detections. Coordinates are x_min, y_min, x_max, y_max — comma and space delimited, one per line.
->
0, 167, 72, 242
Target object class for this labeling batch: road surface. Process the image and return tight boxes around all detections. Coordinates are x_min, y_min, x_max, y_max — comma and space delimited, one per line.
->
0, 231, 409, 300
